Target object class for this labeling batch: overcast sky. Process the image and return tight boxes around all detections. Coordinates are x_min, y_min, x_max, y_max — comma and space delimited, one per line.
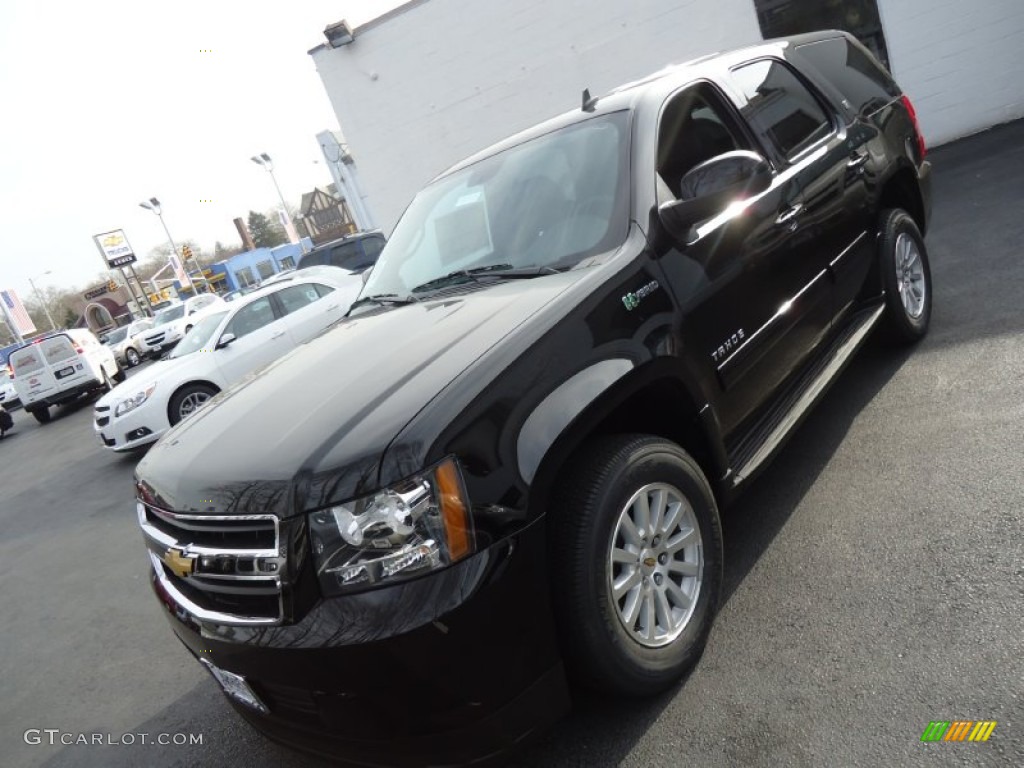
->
0, 0, 405, 301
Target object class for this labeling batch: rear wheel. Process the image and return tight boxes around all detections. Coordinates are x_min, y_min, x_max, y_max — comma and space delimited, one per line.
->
113, 366, 127, 383
879, 208, 932, 343
125, 348, 140, 367
31, 406, 51, 424
551, 435, 723, 696
168, 383, 218, 426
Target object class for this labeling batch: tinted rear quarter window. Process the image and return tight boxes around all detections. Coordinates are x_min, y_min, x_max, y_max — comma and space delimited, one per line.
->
796, 37, 900, 116
732, 58, 832, 161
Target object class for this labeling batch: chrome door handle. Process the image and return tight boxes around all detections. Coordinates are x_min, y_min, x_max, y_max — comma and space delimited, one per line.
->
847, 152, 869, 168
775, 204, 804, 226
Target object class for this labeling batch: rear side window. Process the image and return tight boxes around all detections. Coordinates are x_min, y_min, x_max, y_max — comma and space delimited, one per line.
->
328, 242, 369, 271
796, 37, 900, 116
313, 283, 335, 298
225, 297, 277, 339
10, 347, 44, 375
732, 59, 832, 161
274, 284, 322, 315
361, 236, 385, 264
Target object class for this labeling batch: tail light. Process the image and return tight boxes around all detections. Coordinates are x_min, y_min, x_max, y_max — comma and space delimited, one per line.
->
900, 95, 927, 162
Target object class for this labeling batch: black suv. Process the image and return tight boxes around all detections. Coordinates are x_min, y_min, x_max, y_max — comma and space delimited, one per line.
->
135, 32, 932, 766
296, 230, 386, 274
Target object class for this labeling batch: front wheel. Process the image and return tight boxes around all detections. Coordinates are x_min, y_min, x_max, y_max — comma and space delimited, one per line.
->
168, 383, 218, 426
551, 435, 723, 697
125, 348, 140, 367
879, 208, 932, 343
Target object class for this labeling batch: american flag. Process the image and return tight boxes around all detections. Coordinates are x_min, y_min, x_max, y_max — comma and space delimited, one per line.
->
0, 288, 37, 335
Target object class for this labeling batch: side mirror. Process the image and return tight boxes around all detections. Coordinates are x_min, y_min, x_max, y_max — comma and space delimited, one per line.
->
216, 333, 236, 349
658, 150, 772, 242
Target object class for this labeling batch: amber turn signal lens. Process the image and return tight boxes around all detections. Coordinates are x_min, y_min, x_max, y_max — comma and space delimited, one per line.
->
435, 459, 472, 561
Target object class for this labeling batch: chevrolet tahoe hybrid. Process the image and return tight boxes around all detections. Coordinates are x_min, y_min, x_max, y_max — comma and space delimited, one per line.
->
135, 32, 933, 765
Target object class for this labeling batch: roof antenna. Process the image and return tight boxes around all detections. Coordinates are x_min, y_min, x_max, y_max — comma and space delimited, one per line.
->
581, 88, 597, 112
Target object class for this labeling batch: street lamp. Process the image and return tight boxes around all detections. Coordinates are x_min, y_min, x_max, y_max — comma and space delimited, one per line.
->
139, 197, 209, 292
28, 270, 58, 330
251, 153, 305, 251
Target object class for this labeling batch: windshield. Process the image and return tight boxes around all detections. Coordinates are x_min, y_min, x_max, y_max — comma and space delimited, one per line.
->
104, 327, 128, 344
169, 311, 228, 358
362, 111, 630, 298
154, 305, 185, 325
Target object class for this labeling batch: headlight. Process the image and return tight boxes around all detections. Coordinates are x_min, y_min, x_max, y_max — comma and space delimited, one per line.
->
309, 458, 475, 596
114, 383, 156, 417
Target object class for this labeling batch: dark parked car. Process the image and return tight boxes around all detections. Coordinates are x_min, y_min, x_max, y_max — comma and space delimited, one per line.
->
295, 230, 386, 274
135, 31, 932, 766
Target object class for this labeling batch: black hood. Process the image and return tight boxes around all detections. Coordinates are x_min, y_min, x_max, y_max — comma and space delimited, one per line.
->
135, 272, 586, 517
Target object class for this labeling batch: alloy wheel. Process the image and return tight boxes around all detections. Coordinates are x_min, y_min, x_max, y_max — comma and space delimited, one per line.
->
607, 482, 704, 648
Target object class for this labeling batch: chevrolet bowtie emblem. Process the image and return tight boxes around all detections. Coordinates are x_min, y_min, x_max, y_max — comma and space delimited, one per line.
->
162, 547, 196, 578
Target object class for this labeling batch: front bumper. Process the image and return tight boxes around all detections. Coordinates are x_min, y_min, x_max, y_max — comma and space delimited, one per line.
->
94, 400, 167, 451
149, 519, 569, 766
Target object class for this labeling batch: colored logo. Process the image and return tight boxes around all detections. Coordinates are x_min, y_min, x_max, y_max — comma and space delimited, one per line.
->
102, 233, 125, 247
162, 548, 196, 579
921, 721, 997, 742
621, 280, 660, 311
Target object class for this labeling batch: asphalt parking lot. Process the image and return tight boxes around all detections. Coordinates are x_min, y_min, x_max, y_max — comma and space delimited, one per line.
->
2, 120, 1023, 768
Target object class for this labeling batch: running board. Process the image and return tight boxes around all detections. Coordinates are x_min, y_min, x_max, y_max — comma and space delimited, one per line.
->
727, 304, 885, 487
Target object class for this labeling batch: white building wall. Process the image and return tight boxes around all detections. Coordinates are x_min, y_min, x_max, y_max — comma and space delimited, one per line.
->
878, 0, 1024, 146
312, 0, 1024, 232
311, 0, 760, 232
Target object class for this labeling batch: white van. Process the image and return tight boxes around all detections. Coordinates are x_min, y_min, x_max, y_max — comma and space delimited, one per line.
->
10, 329, 124, 424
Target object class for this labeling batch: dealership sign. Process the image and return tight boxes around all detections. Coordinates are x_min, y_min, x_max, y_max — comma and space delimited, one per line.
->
93, 229, 138, 268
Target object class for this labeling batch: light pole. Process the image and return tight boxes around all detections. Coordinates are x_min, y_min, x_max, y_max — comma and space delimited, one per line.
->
139, 197, 209, 292
251, 153, 305, 251
28, 271, 58, 330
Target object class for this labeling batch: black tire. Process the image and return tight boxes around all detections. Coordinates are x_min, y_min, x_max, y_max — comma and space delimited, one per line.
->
550, 434, 723, 697
167, 383, 219, 426
879, 209, 932, 343
31, 406, 51, 424
125, 348, 140, 367
113, 366, 127, 384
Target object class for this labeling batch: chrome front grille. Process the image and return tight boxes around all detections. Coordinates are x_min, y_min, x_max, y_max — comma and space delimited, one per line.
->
138, 501, 284, 626
144, 332, 166, 346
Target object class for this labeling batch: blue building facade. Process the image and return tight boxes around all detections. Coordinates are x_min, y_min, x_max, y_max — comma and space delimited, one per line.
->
174, 239, 313, 295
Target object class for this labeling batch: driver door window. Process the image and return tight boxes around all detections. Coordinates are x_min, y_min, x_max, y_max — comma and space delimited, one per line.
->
656, 84, 751, 203
216, 296, 293, 383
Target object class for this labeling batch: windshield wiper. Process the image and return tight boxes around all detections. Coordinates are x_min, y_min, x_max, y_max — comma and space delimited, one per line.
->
411, 264, 555, 294
348, 293, 418, 312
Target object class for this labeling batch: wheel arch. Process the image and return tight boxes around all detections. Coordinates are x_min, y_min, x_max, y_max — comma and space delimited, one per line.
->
166, 379, 221, 424
526, 360, 726, 524
878, 164, 926, 235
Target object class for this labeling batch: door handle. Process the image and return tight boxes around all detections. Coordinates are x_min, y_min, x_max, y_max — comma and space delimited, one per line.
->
775, 204, 804, 228
847, 151, 869, 169
270, 331, 287, 340
325, 304, 340, 311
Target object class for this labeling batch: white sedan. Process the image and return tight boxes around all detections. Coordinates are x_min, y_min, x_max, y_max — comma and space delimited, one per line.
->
94, 266, 362, 452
